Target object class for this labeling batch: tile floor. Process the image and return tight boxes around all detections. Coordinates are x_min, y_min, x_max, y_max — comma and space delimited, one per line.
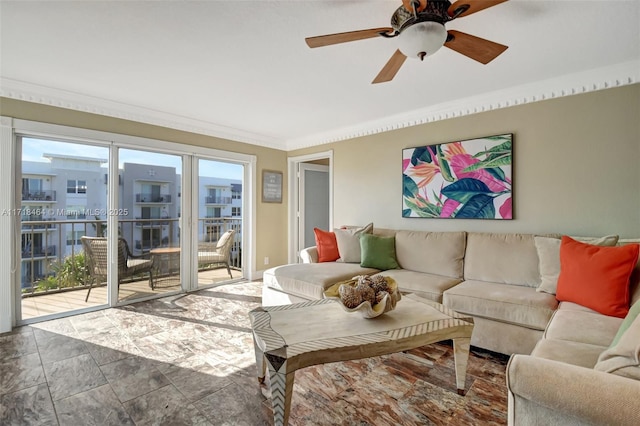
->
0, 280, 510, 425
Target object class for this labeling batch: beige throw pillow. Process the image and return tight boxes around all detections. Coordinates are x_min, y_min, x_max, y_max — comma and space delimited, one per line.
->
334, 223, 373, 263
535, 235, 619, 294
594, 314, 640, 380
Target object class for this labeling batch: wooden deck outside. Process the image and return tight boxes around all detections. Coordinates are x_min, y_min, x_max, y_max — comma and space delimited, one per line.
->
20, 267, 241, 320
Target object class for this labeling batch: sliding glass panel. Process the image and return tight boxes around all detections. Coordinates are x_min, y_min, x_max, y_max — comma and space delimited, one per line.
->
197, 159, 243, 287
117, 149, 182, 302
20, 137, 109, 320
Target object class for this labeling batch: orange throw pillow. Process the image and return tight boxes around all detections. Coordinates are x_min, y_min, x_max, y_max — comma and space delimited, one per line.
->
314, 228, 339, 262
556, 236, 640, 318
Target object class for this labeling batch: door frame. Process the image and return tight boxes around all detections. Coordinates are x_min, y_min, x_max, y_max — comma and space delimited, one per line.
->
287, 150, 333, 264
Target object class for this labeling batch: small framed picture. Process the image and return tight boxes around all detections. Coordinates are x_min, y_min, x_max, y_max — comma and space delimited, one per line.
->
262, 170, 283, 203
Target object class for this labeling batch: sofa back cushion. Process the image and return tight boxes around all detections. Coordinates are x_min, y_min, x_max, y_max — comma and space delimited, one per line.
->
372, 228, 397, 238
395, 230, 466, 278
464, 232, 540, 287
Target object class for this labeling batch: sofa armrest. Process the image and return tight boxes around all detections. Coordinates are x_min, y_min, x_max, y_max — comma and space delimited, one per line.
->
507, 354, 640, 426
300, 246, 318, 263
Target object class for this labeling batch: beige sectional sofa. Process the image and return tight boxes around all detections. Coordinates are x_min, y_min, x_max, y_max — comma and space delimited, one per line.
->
263, 228, 559, 355
262, 228, 640, 425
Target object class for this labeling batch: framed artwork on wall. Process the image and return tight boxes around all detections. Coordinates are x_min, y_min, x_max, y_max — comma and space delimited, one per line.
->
262, 170, 283, 203
402, 133, 513, 219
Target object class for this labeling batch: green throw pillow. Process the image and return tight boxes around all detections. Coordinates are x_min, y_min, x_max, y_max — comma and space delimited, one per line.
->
610, 298, 640, 348
360, 233, 399, 270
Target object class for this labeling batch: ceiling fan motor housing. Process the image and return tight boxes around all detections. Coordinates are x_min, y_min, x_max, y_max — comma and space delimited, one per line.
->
392, 0, 452, 32
393, 1, 452, 60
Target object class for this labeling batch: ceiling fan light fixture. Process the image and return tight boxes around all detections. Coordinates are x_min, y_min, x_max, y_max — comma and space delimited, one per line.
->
398, 21, 447, 60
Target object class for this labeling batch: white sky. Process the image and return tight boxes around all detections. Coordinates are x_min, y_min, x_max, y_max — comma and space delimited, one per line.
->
22, 138, 243, 180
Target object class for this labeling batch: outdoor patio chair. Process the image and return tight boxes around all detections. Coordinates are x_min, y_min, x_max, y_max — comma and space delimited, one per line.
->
81, 236, 155, 301
197, 229, 236, 279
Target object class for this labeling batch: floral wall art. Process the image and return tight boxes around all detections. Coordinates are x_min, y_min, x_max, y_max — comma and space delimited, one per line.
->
402, 134, 513, 219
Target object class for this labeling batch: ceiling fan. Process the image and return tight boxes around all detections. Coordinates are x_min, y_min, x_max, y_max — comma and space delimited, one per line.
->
305, 0, 509, 84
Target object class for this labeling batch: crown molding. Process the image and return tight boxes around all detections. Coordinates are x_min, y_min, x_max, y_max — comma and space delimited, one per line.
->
284, 60, 640, 150
0, 78, 284, 150
2, 60, 638, 153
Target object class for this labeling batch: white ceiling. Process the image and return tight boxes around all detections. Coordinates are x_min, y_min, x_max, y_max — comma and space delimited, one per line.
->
1, 1, 639, 151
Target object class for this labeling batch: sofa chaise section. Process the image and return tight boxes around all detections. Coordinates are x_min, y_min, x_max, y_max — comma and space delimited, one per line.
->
262, 262, 380, 305
263, 229, 467, 306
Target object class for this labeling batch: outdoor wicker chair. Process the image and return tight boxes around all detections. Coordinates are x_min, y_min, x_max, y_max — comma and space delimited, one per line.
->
81, 236, 155, 301
197, 229, 236, 279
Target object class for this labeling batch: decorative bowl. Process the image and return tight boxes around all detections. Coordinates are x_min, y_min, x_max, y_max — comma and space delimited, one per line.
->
324, 276, 401, 318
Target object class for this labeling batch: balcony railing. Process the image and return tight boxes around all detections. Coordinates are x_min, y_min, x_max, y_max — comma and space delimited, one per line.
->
135, 193, 172, 203
134, 218, 170, 227
22, 190, 57, 202
22, 245, 56, 258
21, 218, 57, 231
19, 217, 242, 296
205, 196, 232, 205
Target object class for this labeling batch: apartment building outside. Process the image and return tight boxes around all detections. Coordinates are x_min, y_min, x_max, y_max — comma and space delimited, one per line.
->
21, 154, 107, 288
21, 154, 242, 289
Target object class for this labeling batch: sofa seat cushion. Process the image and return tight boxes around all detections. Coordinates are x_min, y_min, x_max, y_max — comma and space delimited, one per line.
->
531, 339, 606, 368
543, 302, 622, 347
263, 263, 380, 300
443, 280, 558, 330
373, 269, 462, 303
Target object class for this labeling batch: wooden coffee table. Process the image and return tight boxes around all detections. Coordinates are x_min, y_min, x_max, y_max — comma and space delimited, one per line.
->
249, 294, 474, 426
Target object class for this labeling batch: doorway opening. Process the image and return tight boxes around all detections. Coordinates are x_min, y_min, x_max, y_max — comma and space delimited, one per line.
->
287, 151, 333, 264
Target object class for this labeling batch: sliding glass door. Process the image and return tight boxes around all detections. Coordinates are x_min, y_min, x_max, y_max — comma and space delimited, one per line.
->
19, 137, 109, 320
10, 119, 254, 326
196, 158, 244, 288
117, 149, 183, 303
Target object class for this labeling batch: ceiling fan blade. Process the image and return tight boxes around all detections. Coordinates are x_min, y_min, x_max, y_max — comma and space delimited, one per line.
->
448, 0, 508, 19
372, 49, 407, 84
305, 27, 394, 48
444, 30, 508, 64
